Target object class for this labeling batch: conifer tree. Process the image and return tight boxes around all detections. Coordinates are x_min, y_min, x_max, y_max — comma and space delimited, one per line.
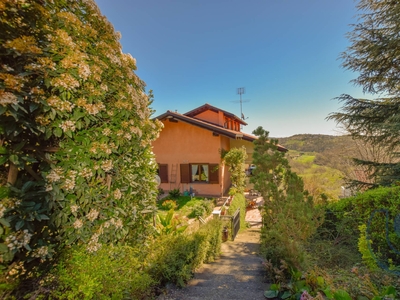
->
328, 0, 400, 189
251, 127, 323, 270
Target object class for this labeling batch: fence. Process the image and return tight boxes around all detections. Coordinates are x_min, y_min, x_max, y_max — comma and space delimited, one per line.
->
220, 207, 240, 241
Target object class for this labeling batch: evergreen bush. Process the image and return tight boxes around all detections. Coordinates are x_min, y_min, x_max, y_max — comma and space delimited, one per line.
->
327, 186, 400, 271
0, 0, 161, 289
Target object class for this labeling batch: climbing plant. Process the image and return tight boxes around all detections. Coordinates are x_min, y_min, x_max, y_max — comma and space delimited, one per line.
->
222, 146, 247, 195
0, 0, 162, 286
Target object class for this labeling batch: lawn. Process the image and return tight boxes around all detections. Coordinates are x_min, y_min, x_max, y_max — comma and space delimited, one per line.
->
157, 195, 215, 219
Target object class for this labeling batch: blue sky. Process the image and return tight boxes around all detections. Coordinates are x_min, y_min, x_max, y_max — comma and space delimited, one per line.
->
95, 0, 367, 137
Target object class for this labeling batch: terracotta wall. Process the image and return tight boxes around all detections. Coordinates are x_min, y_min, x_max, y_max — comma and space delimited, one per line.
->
194, 110, 220, 125
152, 120, 224, 196
230, 139, 254, 166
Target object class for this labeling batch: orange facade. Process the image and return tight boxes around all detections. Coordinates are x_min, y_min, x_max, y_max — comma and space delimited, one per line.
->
151, 104, 287, 196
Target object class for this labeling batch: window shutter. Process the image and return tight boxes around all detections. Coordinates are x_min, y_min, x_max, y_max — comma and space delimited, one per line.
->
158, 164, 168, 183
208, 164, 219, 184
180, 164, 190, 183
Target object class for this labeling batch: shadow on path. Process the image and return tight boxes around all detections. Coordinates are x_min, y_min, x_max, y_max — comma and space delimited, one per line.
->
158, 227, 267, 300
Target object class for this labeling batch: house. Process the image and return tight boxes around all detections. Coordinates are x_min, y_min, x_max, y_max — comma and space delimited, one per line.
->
152, 103, 287, 196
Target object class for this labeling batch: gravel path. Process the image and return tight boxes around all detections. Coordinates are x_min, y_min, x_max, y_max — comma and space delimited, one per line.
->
158, 201, 268, 300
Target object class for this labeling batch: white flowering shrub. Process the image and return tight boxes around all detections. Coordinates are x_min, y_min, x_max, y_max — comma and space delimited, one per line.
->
0, 0, 161, 285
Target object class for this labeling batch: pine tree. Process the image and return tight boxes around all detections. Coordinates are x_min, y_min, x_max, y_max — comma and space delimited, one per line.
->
328, 0, 400, 189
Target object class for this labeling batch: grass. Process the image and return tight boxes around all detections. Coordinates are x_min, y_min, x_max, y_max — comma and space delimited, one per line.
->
157, 195, 215, 219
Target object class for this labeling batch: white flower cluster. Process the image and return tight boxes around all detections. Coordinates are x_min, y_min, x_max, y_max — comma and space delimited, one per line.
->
0, 91, 18, 106
0, 198, 21, 218
73, 218, 83, 229
76, 97, 105, 115
78, 63, 91, 80
0, 204, 6, 218
80, 167, 93, 179
47, 95, 75, 112
102, 217, 123, 230
59, 120, 76, 132
6, 230, 32, 251
63, 170, 77, 191
7, 261, 26, 279
70, 204, 79, 213
113, 188, 122, 200
31, 246, 49, 260
101, 160, 113, 172
87, 233, 101, 253
102, 128, 112, 136
86, 209, 99, 222
51, 73, 80, 91
46, 167, 64, 183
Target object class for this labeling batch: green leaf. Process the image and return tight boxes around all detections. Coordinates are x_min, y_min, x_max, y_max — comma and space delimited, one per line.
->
0, 226, 3, 235
15, 219, 25, 230
281, 291, 292, 299
0, 218, 10, 227
333, 290, 352, 300
45, 127, 52, 139
382, 286, 396, 296
14, 141, 26, 152
53, 127, 62, 137
323, 288, 333, 298
0, 243, 8, 253
65, 130, 72, 138
0, 106, 6, 115
0, 146, 7, 155
264, 290, 279, 299
73, 110, 86, 121
9, 154, 19, 165
29, 102, 39, 112
39, 214, 50, 220
0, 155, 8, 165
21, 181, 35, 192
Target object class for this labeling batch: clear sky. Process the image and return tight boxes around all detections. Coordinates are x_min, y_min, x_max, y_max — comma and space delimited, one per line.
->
95, 0, 367, 138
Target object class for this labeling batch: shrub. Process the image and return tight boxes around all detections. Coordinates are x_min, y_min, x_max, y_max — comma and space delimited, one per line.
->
327, 186, 400, 271
227, 193, 246, 231
53, 245, 157, 300
168, 188, 181, 199
161, 200, 177, 211
146, 219, 222, 287
189, 205, 205, 218
251, 127, 324, 271
0, 0, 162, 290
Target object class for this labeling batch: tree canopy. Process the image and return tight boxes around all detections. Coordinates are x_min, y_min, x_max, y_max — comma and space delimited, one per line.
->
328, 0, 400, 189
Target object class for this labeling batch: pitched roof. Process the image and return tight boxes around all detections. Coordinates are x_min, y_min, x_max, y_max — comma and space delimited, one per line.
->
154, 109, 288, 152
184, 103, 247, 125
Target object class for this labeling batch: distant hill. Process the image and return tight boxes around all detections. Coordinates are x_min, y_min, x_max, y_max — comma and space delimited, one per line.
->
276, 134, 357, 200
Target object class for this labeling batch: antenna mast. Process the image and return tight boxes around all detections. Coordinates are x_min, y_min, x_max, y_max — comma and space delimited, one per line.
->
237, 87, 247, 120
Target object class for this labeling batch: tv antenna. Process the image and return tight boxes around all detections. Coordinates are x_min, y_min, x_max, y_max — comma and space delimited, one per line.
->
231, 87, 250, 121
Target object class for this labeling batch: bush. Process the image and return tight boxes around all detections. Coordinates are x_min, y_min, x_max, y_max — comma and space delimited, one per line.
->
146, 219, 222, 287
189, 205, 205, 218
327, 186, 400, 271
168, 188, 181, 199
251, 127, 324, 271
0, 0, 162, 290
53, 245, 157, 300
227, 193, 246, 231
161, 200, 177, 211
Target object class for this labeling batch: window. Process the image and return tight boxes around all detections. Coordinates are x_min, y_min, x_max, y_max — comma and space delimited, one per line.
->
180, 163, 219, 184
191, 164, 209, 182
158, 164, 168, 183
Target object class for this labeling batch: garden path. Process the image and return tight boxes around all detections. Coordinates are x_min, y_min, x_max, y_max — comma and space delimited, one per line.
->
157, 195, 267, 300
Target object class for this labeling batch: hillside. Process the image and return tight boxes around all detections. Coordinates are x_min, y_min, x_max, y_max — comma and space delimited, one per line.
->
276, 134, 358, 200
